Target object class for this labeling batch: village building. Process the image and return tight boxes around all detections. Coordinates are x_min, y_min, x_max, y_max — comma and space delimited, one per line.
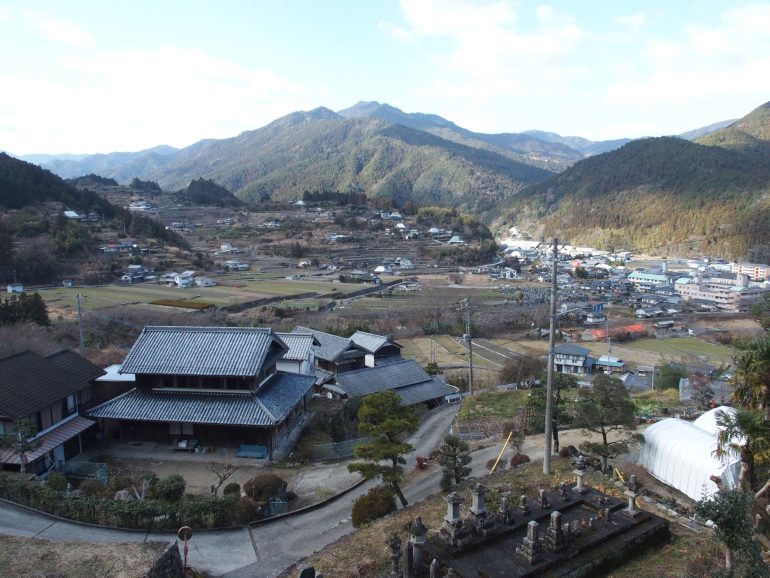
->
323, 359, 457, 408
0, 350, 104, 474
275, 332, 318, 376
730, 262, 770, 281
87, 327, 315, 460
553, 344, 594, 375
675, 272, 766, 313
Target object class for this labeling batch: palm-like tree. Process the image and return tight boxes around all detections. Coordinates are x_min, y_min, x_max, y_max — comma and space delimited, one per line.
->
715, 408, 770, 496
731, 337, 770, 415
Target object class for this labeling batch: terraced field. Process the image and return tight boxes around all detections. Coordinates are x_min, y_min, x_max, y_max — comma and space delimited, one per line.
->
38, 275, 367, 315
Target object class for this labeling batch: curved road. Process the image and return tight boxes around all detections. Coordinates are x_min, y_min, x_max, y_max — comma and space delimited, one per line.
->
0, 403, 462, 578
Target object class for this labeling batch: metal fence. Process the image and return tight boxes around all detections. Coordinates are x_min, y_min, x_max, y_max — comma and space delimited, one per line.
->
313, 437, 372, 460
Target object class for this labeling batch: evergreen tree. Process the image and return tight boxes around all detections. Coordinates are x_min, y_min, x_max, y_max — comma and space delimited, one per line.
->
437, 435, 472, 491
347, 391, 418, 507
572, 374, 642, 472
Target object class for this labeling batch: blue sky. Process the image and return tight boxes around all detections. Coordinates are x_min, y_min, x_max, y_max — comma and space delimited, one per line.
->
2, 0, 770, 155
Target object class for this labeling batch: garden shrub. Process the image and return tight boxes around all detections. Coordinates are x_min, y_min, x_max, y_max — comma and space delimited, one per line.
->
153, 474, 186, 502
510, 454, 531, 468
223, 482, 241, 497
351, 485, 396, 528
46, 472, 68, 492
486, 458, 498, 470
230, 496, 259, 524
243, 473, 287, 502
78, 478, 104, 496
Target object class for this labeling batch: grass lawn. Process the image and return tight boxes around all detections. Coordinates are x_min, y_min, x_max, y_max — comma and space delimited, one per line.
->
632, 337, 734, 364
457, 390, 530, 422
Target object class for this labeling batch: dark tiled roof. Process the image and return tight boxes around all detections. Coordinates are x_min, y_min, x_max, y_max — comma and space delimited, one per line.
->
256, 372, 315, 419
88, 389, 275, 426
47, 349, 105, 383
395, 379, 458, 406
554, 344, 590, 357
275, 333, 315, 361
293, 326, 355, 362
120, 326, 287, 376
350, 331, 400, 354
0, 350, 102, 421
332, 359, 452, 404
88, 372, 313, 426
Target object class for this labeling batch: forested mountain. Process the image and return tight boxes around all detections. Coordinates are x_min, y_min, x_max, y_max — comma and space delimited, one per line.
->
137, 108, 553, 216
507, 128, 770, 261
0, 153, 185, 283
696, 101, 770, 154
177, 178, 243, 207
338, 101, 586, 170
32, 145, 178, 181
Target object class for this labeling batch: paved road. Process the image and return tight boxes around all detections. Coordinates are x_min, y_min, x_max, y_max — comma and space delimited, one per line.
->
0, 403, 461, 578
225, 403, 460, 578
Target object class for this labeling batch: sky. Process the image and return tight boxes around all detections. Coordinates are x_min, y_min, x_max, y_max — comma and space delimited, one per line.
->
2, 0, 770, 156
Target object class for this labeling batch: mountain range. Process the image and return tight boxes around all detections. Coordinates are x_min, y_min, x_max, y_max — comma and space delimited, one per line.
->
510, 102, 770, 260
11, 100, 770, 259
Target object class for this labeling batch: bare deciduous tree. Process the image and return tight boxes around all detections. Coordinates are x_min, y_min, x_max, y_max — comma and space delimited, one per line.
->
207, 450, 240, 495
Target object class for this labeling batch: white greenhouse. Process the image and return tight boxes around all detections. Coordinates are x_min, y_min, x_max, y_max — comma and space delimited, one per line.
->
637, 407, 741, 501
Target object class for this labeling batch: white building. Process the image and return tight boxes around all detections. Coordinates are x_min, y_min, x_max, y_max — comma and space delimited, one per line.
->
730, 262, 770, 281
175, 271, 196, 288
676, 272, 766, 313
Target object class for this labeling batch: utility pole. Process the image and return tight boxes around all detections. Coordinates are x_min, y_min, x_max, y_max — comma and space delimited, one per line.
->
543, 237, 558, 475
76, 294, 85, 354
458, 297, 474, 396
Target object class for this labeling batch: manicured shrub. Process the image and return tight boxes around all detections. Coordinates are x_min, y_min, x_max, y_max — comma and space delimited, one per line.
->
510, 454, 531, 468
154, 474, 186, 502
243, 473, 287, 502
46, 472, 68, 492
351, 485, 396, 528
223, 482, 241, 497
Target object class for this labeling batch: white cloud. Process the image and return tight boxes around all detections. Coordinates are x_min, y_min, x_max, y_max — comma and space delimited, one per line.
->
383, 1, 770, 137
394, 0, 587, 94
605, 3, 770, 112
0, 46, 311, 154
32, 15, 95, 48
614, 12, 648, 32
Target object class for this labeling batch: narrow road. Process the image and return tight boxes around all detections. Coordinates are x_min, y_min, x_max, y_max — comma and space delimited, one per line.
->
224, 403, 459, 578
0, 406, 611, 578
0, 403, 464, 578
